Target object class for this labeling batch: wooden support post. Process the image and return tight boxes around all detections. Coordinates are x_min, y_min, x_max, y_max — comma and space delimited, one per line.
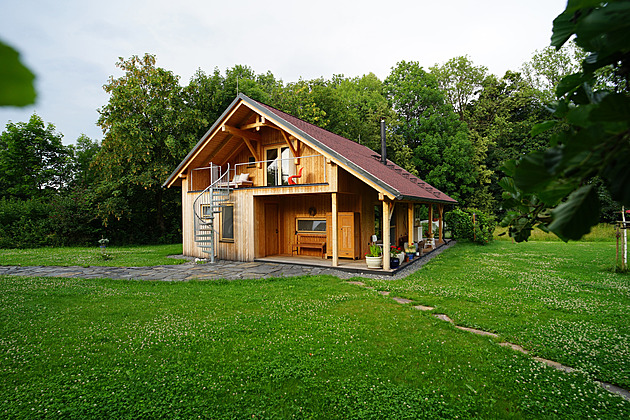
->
408, 202, 414, 244
428, 204, 433, 237
439, 204, 444, 243
332, 193, 339, 267
383, 200, 391, 271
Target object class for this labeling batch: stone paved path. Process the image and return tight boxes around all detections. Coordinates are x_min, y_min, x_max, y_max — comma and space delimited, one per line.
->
0, 241, 457, 282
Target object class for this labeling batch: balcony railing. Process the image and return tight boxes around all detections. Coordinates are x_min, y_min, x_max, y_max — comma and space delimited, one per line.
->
189, 154, 326, 191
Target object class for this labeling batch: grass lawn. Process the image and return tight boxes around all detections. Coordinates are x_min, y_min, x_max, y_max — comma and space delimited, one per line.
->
1, 241, 629, 419
364, 241, 630, 390
0, 243, 185, 267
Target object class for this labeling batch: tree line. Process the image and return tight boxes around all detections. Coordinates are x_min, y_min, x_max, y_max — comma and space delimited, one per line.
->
0, 38, 622, 247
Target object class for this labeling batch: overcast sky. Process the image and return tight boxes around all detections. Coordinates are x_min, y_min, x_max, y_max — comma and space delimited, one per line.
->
1, 0, 568, 145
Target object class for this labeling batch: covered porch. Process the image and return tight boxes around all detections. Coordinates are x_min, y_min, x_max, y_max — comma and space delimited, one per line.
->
255, 239, 452, 276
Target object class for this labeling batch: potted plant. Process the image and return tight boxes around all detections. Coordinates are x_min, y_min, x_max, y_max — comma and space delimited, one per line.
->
365, 244, 383, 269
389, 246, 402, 268
405, 244, 416, 261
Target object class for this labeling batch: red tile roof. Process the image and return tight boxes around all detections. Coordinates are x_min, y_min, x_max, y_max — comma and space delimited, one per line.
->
254, 98, 457, 204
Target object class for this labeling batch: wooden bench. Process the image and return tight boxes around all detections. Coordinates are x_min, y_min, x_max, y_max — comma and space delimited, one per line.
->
292, 233, 326, 258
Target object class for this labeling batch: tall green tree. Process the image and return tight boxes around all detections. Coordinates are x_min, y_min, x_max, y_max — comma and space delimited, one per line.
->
0, 114, 72, 199
385, 61, 476, 202
468, 71, 552, 211
429, 55, 488, 121
429, 56, 493, 211
520, 42, 586, 104
95, 54, 199, 241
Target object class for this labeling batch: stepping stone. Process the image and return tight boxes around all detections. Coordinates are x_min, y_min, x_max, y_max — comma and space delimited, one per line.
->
378, 291, 390, 296
392, 297, 413, 304
596, 381, 630, 402
533, 357, 574, 373
434, 314, 454, 323
499, 342, 529, 354
413, 305, 434, 311
347, 281, 366, 286
455, 326, 498, 338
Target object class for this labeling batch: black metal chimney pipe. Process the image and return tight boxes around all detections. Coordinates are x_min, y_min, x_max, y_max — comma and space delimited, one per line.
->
380, 118, 386, 165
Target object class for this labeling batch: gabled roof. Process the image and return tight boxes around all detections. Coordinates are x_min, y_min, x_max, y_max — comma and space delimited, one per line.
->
164, 94, 457, 204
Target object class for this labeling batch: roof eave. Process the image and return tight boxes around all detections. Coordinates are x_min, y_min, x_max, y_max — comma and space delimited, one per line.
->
398, 194, 458, 204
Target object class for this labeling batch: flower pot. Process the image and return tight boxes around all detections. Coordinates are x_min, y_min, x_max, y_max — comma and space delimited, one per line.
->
397, 252, 405, 262
365, 255, 383, 269
390, 257, 400, 269
406, 252, 415, 262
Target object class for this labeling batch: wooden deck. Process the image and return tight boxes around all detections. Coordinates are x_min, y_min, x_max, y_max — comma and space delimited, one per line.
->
255, 240, 448, 276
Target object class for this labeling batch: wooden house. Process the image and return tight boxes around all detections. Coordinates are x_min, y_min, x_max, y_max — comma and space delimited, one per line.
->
163, 94, 457, 271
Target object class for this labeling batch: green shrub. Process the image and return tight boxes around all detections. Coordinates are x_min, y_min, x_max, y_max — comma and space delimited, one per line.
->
445, 208, 495, 244
0, 195, 104, 248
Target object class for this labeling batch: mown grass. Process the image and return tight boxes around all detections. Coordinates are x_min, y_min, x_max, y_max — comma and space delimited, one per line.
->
364, 241, 630, 392
1, 257, 630, 418
0, 243, 185, 267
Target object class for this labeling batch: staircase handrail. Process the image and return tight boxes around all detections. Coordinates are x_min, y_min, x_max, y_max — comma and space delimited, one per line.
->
192, 164, 231, 222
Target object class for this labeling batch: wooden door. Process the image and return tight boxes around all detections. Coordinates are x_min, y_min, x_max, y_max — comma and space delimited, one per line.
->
265, 203, 279, 256
339, 212, 354, 258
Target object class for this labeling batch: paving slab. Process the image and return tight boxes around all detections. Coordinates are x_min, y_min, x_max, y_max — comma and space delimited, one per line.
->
455, 326, 498, 338
346, 281, 366, 286
434, 314, 454, 323
413, 305, 434, 311
392, 297, 413, 304
499, 342, 529, 354
533, 357, 574, 373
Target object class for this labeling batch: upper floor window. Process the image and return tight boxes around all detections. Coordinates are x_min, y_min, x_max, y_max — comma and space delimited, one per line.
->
266, 146, 294, 186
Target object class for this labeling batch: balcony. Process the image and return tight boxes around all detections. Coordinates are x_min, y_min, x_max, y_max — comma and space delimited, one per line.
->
188, 154, 327, 192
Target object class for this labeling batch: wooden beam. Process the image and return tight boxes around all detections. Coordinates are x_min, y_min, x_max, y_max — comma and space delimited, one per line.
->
280, 131, 300, 164
222, 125, 262, 142
207, 134, 233, 161
332, 193, 338, 267
240, 116, 270, 131
241, 136, 260, 162
428, 204, 433, 237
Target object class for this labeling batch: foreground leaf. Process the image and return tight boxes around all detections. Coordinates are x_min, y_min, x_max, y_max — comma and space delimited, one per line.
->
0, 40, 36, 106
548, 184, 600, 241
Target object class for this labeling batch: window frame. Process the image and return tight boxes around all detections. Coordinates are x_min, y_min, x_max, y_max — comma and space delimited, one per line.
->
295, 217, 327, 234
219, 203, 234, 243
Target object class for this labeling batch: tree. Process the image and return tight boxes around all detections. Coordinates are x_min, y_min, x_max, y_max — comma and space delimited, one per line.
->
466, 72, 553, 214
94, 54, 199, 241
429, 55, 488, 121
520, 42, 586, 104
501, 0, 630, 241
0, 114, 72, 199
68, 134, 100, 187
385, 61, 476, 203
